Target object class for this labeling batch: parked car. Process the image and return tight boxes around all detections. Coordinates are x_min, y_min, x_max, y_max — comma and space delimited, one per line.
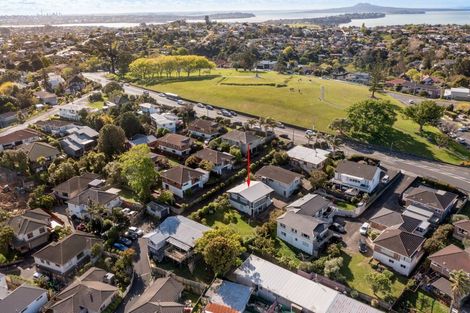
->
221, 110, 232, 117
206, 105, 214, 110
177, 100, 185, 105
279, 134, 289, 139
128, 226, 144, 237
359, 222, 370, 236
121, 208, 131, 215
124, 231, 138, 240
76, 223, 87, 231
276, 122, 285, 129
359, 238, 368, 253
113, 242, 129, 251
329, 233, 342, 243
33, 272, 50, 281
229, 110, 237, 116
119, 237, 133, 247
458, 126, 469, 132
457, 137, 467, 144
305, 129, 315, 136
381, 175, 390, 184
408, 99, 415, 104
329, 222, 346, 234
197, 102, 205, 108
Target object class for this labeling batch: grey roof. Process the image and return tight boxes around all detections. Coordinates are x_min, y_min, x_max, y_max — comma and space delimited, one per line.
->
369, 208, 403, 228
19, 141, 60, 162
130, 134, 158, 146
8, 210, 49, 236
161, 165, 205, 186
227, 181, 273, 203
403, 186, 458, 212
66, 126, 99, 138
33, 232, 103, 266
205, 279, 252, 312
255, 165, 303, 185
67, 188, 118, 206
286, 193, 331, 216
145, 215, 210, 250
231, 255, 381, 313
221, 130, 261, 145
373, 229, 425, 257
194, 148, 234, 165
126, 277, 184, 313
326, 294, 383, 313
53, 173, 100, 198
0, 284, 47, 313
278, 211, 326, 236
335, 160, 380, 180
49, 267, 118, 313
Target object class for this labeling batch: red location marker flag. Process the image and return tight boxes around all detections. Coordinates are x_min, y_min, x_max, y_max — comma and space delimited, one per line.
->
246, 144, 251, 187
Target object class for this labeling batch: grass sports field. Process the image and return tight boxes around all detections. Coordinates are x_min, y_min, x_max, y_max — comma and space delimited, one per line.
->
138, 69, 470, 164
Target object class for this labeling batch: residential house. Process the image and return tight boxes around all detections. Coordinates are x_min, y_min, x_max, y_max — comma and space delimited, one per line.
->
151, 113, 177, 133
161, 165, 209, 198
345, 72, 370, 85
372, 228, 426, 276
35, 120, 76, 136
65, 74, 86, 94
286, 145, 330, 173
146, 201, 170, 219
145, 215, 210, 264
204, 279, 252, 313
33, 232, 103, 280
402, 186, 458, 223
156, 133, 192, 156
53, 173, 102, 200
453, 219, 470, 241
138, 102, 160, 115
255, 165, 302, 198
194, 148, 235, 175
0, 128, 42, 151
230, 255, 381, 313
126, 277, 185, 313
188, 119, 220, 139
227, 181, 273, 216
428, 244, 470, 279
60, 126, 99, 157
47, 267, 118, 313
48, 73, 65, 89
7, 209, 51, 253
19, 142, 60, 171
59, 105, 85, 121
446, 87, 470, 101
129, 134, 158, 148
0, 111, 17, 128
34, 91, 58, 105
220, 130, 264, 155
369, 208, 430, 236
0, 284, 48, 313
333, 160, 381, 193
67, 188, 122, 219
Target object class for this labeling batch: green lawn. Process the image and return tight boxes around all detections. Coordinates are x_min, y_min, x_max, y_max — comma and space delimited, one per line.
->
137, 69, 470, 165
459, 202, 470, 217
335, 201, 356, 211
88, 100, 105, 109
202, 208, 257, 239
396, 290, 449, 313
340, 252, 407, 299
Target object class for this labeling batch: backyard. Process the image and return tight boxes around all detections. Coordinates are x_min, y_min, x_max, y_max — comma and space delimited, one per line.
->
340, 252, 408, 300
395, 290, 450, 313
136, 69, 470, 165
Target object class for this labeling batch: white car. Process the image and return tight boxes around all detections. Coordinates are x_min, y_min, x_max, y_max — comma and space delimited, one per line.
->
33, 272, 49, 281
381, 175, 390, 184
408, 99, 415, 104
305, 129, 315, 136
177, 100, 185, 105
128, 226, 144, 237
359, 222, 370, 236
121, 208, 131, 215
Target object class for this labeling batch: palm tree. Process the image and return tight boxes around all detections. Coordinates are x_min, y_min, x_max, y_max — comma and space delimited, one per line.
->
264, 117, 277, 136
450, 269, 470, 311
305, 133, 315, 146
247, 119, 258, 130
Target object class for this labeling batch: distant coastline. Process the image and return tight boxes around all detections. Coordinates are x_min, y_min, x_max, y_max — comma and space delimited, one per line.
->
266, 13, 386, 25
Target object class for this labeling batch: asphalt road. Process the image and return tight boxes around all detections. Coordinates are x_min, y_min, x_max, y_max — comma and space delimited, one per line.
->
83, 72, 470, 192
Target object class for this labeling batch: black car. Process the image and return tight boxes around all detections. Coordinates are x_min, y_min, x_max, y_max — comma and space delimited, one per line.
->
330, 233, 342, 243
279, 134, 290, 139
124, 231, 138, 240
359, 239, 368, 254
329, 223, 346, 234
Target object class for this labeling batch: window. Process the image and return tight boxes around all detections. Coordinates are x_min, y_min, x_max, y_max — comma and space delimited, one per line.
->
301, 233, 310, 239
279, 223, 286, 229
77, 251, 84, 259
400, 265, 407, 269
281, 231, 287, 237
39, 227, 45, 233
388, 259, 394, 264
27, 232, 33, 239
291, 228, 298, 234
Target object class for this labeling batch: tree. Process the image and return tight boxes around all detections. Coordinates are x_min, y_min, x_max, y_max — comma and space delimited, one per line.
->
48, 160, 77, 185
118, 112, 143, 138
271, 151, 289, 166
368, 61, 386, 98
0, 225, 14, 253
367, 271, 392, 297
0, 149, 29, 175
195, 226, 245, 276
347, 99, 397, 138
102, 81, 123, 95
199, 160, 214, 172
450, 269, 470, 310
91, 242, 103, 259
403, 100, 445, 133
157, 190, 174, 205
309, 170, 328, 189
435, 133, 450, 148
78, 151, 107, 174
113, 248, 135, 288
229, 146, 242, 162
329, 118, 352, 135
97, 124, 126, 158
28, 185, 55, 210
119, 145, 157, 200
423, 224, 453, 254
324, 257, 343, 280
185, 155, 201, 168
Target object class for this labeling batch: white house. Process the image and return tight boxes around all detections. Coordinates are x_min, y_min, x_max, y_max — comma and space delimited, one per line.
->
0, 284, 48, 313
66, 188, 121, 219
446, 87, 470, 101
373, 228, 426, 276
59, 105, 86, 121
33, 232, 103, 279
7, 209, 51, 253
333, 160, 381, 193
255, 165, 302, 198
156, 133, 192, 157
146, 201, 170, 219
151, 113, 177, 133
161, 165, 209, 198
227, 181, 273, 216
286, 146, 330, 173
139, 102, 160, 115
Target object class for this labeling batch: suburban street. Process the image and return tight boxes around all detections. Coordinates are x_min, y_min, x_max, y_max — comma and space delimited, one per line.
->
82, 72, 470, 193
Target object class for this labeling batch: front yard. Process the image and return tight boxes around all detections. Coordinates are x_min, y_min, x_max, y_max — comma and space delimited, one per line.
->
203, 208, 257, 239
394, 290, 450, 313
340, 252, 408, 300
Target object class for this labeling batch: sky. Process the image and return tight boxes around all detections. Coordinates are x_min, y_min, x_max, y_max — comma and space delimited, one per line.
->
1, 0, 469, 15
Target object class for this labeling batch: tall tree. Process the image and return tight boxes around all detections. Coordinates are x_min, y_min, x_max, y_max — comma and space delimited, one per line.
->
450, 269, 470, 310
118, 112, 143, 138
97, 124, 126, 158
368, 61, 386, 98
403, 100, 445, 133
347, 99, 397, 138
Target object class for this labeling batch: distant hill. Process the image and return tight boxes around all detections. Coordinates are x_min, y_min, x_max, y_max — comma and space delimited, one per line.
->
302, 3, 467, 14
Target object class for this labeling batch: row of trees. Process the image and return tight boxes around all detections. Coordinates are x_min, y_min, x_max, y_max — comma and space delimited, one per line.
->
129, 55, 216, 80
